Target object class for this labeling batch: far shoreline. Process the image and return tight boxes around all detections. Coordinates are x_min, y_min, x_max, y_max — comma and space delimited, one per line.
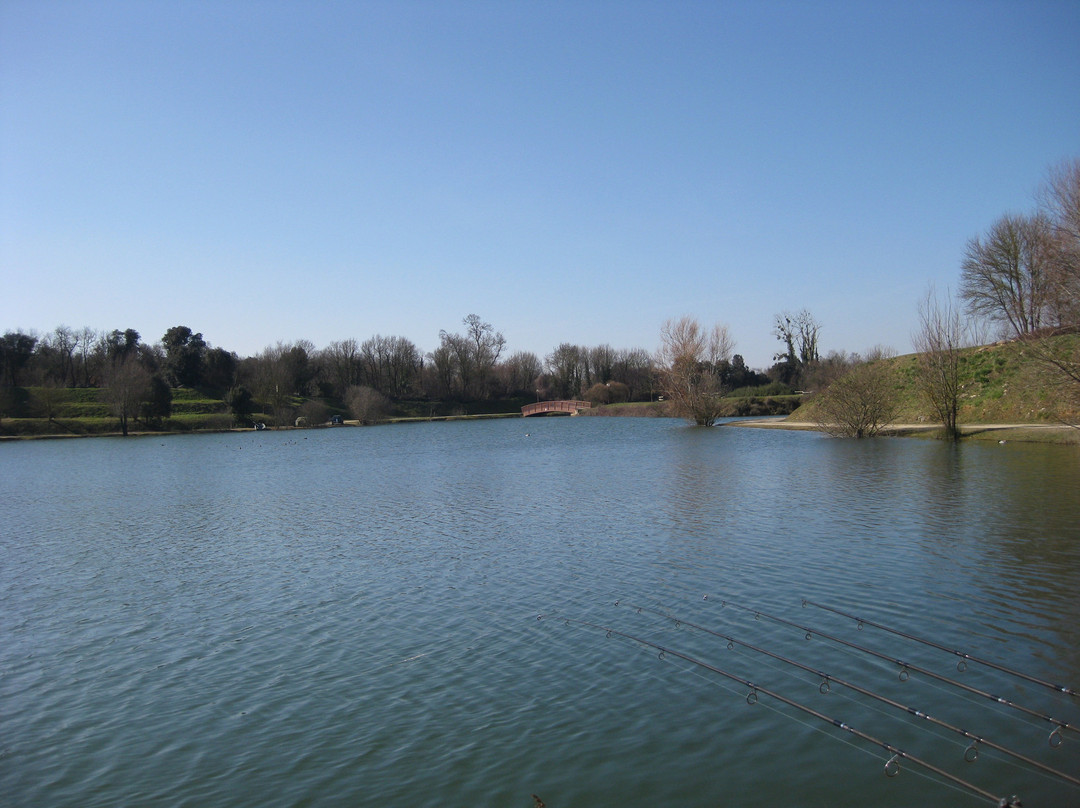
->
4, 411, 1078, 445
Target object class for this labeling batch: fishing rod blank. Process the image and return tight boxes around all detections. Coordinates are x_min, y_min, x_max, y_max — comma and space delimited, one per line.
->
619, 601, 1080, 789
704, 596, 1078, 746
546, 615, 1023, 808
803, 599, 1078, 699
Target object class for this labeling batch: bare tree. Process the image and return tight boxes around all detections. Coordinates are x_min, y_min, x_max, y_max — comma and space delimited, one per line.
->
813, 347, 898, 438
320, 339, 362, 397
359, 334, 421, 398
960, 212, 1055, 337
1038, 158, 1080, 322
612, 347, 654, 401
545, 343, 586, 399
425, 341, 459, 399
76, 326, 99, 386
772, 309, 820, 385
912, 287, 970, 441
432, 315, 505, 400
103, 358, 150, 436
496, 351, 543, 397
464, 314, 505, 397
1026, 159, 1080, 421
248, 341, 314, 425
585, 343, 616, 387
45, 325, 79, 387
657, 316, 735, 426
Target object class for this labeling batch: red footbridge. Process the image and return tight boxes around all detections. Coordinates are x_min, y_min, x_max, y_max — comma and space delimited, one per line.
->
521, 400, 593, 417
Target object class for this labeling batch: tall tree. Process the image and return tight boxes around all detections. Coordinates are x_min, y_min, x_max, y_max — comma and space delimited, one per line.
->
545, 343, 586, 400
585, 344, 616, 388
322, 338, 363, 397
426, 342, 459, 399
45, 325, 79, 387
0, 331, 38, 388
1028, 158, 1080, 418
657, 316, 735, 426
76, 327, 99, 386
105, 329, 141, 365
497, 351, 543, 397
203, 347, 238, 391
463, 314, 505, 398
960, 213, 1054, 337
772, 310, 820, 386
433, 315, 505, 400
612, 347, 654, 401
162, 326, 207, 387
359, 335, 421, 398
1038, 158, 1080, 324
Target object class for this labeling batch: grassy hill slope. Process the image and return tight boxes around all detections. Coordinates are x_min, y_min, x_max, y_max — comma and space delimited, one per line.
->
790, 333, 1080, 427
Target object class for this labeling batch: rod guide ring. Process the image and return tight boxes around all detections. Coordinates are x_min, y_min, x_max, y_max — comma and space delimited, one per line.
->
884, 754, 901, 778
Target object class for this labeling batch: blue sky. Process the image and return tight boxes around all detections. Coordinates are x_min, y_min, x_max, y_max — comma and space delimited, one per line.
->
2, 1, 1078, 369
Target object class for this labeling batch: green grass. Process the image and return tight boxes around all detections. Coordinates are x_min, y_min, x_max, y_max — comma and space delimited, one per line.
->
789, 333, 1080, 427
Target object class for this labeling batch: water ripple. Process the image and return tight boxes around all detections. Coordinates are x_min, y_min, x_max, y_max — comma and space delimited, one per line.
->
2, 421, 1078, 807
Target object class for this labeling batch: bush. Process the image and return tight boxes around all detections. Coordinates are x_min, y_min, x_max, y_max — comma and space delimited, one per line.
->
346, 385, 390, 424
814, 361, 899, 438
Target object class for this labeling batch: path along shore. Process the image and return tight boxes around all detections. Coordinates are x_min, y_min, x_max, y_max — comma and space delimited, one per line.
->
732, 418, 1080, 444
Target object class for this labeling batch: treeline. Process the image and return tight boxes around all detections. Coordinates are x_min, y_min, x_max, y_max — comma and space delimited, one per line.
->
1, 310, 789, 434
0, 313, 774, 432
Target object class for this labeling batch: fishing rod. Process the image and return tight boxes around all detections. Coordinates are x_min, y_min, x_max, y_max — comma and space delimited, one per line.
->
803, 599, 1078, 699
619, 601, 1080, 789
704, 596, 1079, 746
546, 615, 1023, 808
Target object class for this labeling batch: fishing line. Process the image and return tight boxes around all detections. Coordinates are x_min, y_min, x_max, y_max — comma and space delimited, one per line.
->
634, 606, 973, 752
550, 616, 1023, 808
684, 659, 991, 807
803, 599, 1078, 699
645, 598, 1039, 735
620, 601, 1080, 789
707, 596, 1079, 745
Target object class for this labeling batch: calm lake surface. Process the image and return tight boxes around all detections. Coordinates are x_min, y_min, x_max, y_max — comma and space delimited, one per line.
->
2, 417, 1079, 807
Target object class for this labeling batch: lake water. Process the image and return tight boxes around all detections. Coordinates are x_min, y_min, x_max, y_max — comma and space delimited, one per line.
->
2, 417, 1079, 807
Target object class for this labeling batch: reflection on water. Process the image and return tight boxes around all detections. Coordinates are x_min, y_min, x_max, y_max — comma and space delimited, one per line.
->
2, 419, 1078, 807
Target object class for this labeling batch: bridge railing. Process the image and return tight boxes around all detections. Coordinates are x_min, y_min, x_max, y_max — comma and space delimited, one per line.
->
521, 400, 593, 417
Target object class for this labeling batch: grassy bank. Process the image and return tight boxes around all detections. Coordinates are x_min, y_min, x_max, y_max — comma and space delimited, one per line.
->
0, 388, 536, 439
791, 336, 1078, 425
771, 333, 1080, 443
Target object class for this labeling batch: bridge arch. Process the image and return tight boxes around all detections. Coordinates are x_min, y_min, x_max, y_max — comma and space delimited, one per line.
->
521, 400, 593, 417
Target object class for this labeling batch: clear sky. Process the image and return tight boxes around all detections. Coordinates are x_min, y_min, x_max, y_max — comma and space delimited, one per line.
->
2, 1, 1078, 369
